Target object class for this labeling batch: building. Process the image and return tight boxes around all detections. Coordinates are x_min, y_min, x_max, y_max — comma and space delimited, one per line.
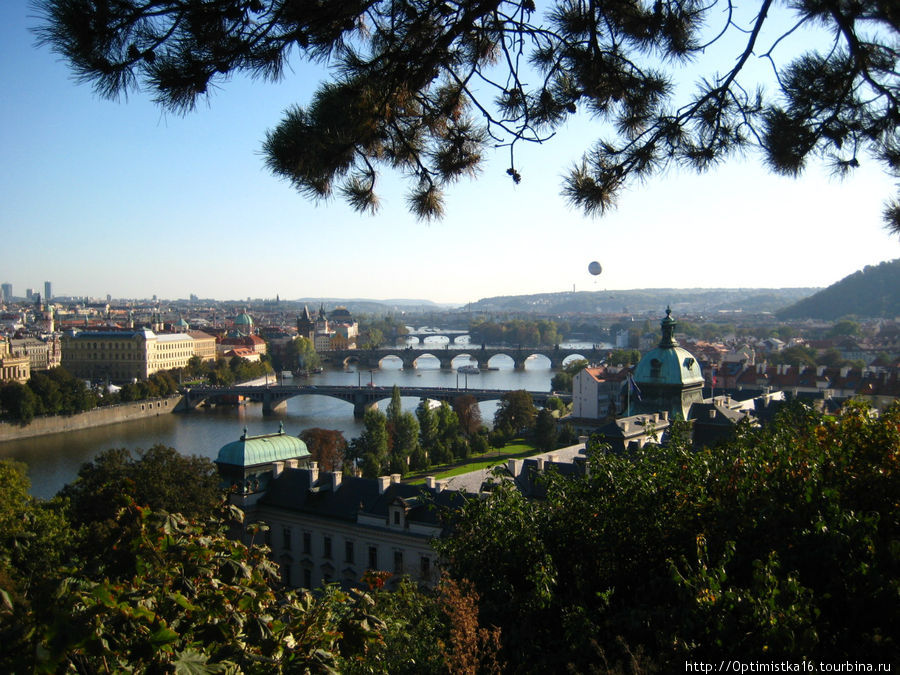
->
188, 331, 217, 363
297, 305, 359, 352
0, 337, 30, 383
9, 336, 60, 372
1, 283, 12, 304
571, 365, 628, 419
215, 423, 312, 508
256, 467, 453, 589
44, 281, 52, 302
61, 329, 213, 381
630, 307, 705, 420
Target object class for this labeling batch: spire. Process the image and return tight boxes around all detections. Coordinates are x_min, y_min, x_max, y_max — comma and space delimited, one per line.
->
658, 306, 678, 348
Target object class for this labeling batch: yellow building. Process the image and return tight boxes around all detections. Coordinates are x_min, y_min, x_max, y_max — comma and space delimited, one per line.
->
61, 329, 216, 382
0, 337, 31, 383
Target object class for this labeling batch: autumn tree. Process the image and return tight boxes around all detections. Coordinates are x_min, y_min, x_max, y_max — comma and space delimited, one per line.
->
452, 394, 483, 437
299, 427, 348, 472
36, 0, 900, 231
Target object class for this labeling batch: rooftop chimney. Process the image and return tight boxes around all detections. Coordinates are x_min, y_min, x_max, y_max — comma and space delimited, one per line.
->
377, 476, 391, 494
390, 473, 402, 484
426, 476, 436, 489
273, 461, 284, 478
309, 461, 319, 483
331, 470, 342, 491
508, 459, 523, 478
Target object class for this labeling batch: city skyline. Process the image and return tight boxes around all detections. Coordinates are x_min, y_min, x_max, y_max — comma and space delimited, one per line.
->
1, 1, 897, 305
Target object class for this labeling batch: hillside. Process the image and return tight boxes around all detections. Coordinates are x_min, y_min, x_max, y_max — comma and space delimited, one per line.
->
467, 287, 818, 315
776, 259, 900, 320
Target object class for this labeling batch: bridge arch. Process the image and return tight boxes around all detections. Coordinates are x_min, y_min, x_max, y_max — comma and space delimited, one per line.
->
523, 354, 552, 369
561, 353, 591, 368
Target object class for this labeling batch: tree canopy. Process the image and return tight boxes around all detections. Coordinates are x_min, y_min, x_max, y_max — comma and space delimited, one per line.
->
435, 401, 900, 670
35, 0, 900, 230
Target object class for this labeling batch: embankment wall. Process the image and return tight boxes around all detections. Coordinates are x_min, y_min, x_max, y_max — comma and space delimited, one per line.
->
0, 395, 183, 442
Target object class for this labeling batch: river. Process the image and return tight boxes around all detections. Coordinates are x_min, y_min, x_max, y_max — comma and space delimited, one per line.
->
0, 339, 602, 499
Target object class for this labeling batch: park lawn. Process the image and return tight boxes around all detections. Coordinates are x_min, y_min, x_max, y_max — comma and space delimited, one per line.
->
405, 440, 538, 485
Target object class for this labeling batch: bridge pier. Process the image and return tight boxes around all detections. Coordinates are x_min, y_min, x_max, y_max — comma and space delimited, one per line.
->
263, 398, 287, 415
353, 400, 378, 419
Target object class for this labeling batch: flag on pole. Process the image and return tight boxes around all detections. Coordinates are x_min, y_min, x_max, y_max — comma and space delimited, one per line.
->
626, 372, 642, 401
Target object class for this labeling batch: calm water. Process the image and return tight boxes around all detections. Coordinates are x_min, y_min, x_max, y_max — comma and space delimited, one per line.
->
0, 345, 599, 498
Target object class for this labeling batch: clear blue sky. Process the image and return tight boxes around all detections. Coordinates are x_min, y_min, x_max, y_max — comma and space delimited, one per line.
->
1, 0, 897, 306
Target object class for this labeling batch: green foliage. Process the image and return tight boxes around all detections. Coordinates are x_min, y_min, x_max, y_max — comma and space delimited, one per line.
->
469, 318, 562, 347
551, 359, 589, 393
549, 370, 573, 394
61, 445, 221, 532
357, 408, 390, 478
437, 402, 900, 670
533, 408, 558, 451
769, 344, 817, 367
778, 259, 900, 319
0, 381, 40, 423
493, 390, 536, 436
606, 349, 641, 367
0, 367, 98, 422
38, 0, 900, 225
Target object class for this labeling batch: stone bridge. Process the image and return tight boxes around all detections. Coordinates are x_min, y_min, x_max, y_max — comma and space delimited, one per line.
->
181, 384, 570, 417
323, 345, 606, 370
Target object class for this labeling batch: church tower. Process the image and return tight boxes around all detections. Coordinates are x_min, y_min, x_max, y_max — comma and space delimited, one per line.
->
631, 307, 704, 420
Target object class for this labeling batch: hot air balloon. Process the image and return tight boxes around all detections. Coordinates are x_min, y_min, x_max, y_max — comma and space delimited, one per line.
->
588, 261, 602, 276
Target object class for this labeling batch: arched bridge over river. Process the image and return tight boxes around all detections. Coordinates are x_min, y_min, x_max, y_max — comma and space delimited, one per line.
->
324, 345, 607, 370
181, 384, 570, 418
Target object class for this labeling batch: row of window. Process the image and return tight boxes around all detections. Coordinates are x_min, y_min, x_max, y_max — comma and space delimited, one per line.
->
281, 527, 431, 579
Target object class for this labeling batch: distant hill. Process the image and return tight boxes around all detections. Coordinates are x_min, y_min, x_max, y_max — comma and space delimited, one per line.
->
466, 288, 818, 316
776, 259, 900, 320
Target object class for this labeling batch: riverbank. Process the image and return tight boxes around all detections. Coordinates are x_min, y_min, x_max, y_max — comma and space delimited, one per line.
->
0, 395, 183, 443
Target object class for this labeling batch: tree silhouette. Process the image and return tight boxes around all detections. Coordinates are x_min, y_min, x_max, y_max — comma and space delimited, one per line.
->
36, 0, 899, 230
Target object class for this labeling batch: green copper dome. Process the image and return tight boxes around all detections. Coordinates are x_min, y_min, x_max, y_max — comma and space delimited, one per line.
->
215, 424, 309, 467
234, 312, 254, 326
633, 307, 704, 387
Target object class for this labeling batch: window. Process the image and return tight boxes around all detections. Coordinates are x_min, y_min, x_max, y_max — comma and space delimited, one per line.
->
368, 546, 378, 570
393, 510, 400, 525
303, 568, 312, 588
323, 536, 332, 559
345, 540, 355, 564
393, 550, 404, 573
303, 531, 311, 554
420, 556, 431, 579
282, 527, 291, 551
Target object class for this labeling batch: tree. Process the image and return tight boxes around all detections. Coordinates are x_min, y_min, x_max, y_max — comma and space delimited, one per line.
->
435, 402, 900, 670
299, 428, 348, 472
416, 399, 440, 466
290, 335, 320, 370
357, 408, 390, 478
452, 394, 482, 437
0, 381, 40, 423
830, 319, 861, 337
37, 0, 899, 230
494, 390, 536, 436
390, 411, 420, 475
533, 408, 557, 451
386, 384, 403, 428
60, 445, 221, 531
